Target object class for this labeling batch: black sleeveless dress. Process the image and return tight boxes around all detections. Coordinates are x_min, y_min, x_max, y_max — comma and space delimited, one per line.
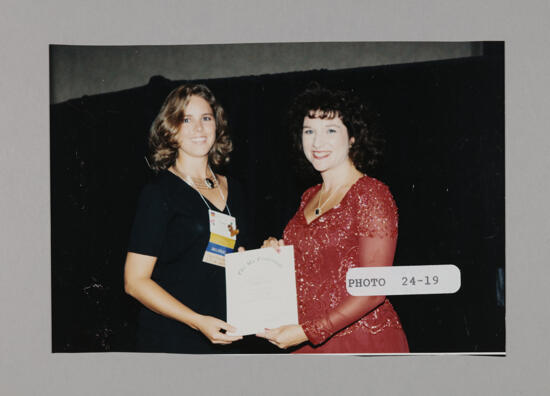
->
128, 170, 250, 353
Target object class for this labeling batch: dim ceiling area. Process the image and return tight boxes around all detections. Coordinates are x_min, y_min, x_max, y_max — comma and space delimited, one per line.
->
50, 42, 483, 104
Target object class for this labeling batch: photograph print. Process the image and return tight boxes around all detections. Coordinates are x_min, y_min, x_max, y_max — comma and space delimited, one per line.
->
50, 42, 504, 354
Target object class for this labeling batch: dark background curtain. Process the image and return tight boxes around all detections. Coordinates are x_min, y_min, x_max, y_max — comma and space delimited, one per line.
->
51, 43, 504, 353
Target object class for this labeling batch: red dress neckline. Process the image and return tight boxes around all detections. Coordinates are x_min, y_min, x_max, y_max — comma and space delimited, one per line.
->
302, 175, 367, 226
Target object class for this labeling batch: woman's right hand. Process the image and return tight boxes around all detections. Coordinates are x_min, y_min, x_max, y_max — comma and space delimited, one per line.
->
194, 315, 243, 345
261, 237, 285, 251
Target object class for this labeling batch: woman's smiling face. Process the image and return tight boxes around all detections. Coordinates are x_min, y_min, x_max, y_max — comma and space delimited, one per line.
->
176, 95, 217, 160
301, 112, 355, 173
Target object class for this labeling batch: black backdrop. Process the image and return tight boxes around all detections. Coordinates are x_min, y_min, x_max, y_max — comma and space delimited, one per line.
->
51, 45, 504, 353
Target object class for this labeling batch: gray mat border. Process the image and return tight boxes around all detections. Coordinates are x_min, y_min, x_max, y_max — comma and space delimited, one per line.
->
1, 1, 549, 395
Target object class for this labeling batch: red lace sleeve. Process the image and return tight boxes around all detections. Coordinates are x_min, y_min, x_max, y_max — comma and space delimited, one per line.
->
300, 178, 399, 345
356, 179, 398, 238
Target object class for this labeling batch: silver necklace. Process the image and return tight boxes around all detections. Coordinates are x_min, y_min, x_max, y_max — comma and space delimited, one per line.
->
173, 166, 218, 190
172, 165, 231, 216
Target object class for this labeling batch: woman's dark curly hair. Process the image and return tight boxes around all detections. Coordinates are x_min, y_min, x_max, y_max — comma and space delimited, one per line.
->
287, 83, 383, 174
147, 84, 232, 171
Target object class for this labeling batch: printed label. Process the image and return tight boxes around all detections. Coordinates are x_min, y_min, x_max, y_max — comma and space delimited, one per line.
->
346, 265, 461, 296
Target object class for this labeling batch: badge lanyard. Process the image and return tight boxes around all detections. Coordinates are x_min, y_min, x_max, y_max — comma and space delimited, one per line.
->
193, 179, 238, 268
172, 166, 239, 267
195, 185, 232, 217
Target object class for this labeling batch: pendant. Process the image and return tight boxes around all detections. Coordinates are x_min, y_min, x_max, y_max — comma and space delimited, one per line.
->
314, 208, 321, 216
205, 178, 214, 189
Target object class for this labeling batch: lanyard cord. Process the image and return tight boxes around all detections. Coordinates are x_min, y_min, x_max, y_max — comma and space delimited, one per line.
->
195, 182, 231, 216
173, 165, 231, 216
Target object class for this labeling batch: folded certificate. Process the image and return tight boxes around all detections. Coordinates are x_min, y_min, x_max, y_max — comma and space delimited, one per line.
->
225, 246, 299, 335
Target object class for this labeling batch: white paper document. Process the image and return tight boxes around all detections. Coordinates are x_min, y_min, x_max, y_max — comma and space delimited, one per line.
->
225, 246, 299, 335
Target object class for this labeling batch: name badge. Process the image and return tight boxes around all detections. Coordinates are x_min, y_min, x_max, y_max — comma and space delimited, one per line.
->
203, 209, 238, 267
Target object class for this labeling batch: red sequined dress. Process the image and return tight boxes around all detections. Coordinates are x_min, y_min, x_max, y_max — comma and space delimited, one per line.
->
284, 175, 409, 353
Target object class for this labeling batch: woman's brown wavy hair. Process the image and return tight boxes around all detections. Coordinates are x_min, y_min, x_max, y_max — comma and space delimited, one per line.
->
148, 84, 232, 171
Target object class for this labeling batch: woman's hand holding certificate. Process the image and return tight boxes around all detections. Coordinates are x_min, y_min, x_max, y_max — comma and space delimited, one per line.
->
193, 315, 243, 345
256, 324, 308, 349
261, 237, 285, 251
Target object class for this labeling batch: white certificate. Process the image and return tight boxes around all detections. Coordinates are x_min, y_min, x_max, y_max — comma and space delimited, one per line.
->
225, 246, 299, 336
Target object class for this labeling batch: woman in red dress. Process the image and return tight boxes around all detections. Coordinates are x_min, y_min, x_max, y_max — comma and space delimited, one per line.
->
257, 85, 409, 353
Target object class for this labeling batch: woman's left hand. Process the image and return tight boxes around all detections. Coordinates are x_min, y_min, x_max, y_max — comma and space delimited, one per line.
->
261, 237, 285, 252
256, 324, 308, 349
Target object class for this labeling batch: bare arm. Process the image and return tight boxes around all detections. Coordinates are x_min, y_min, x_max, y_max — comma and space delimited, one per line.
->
124, 252, 242, 344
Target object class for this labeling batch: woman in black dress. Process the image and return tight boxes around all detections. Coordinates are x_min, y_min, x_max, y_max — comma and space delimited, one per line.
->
124, 84, 248, 353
